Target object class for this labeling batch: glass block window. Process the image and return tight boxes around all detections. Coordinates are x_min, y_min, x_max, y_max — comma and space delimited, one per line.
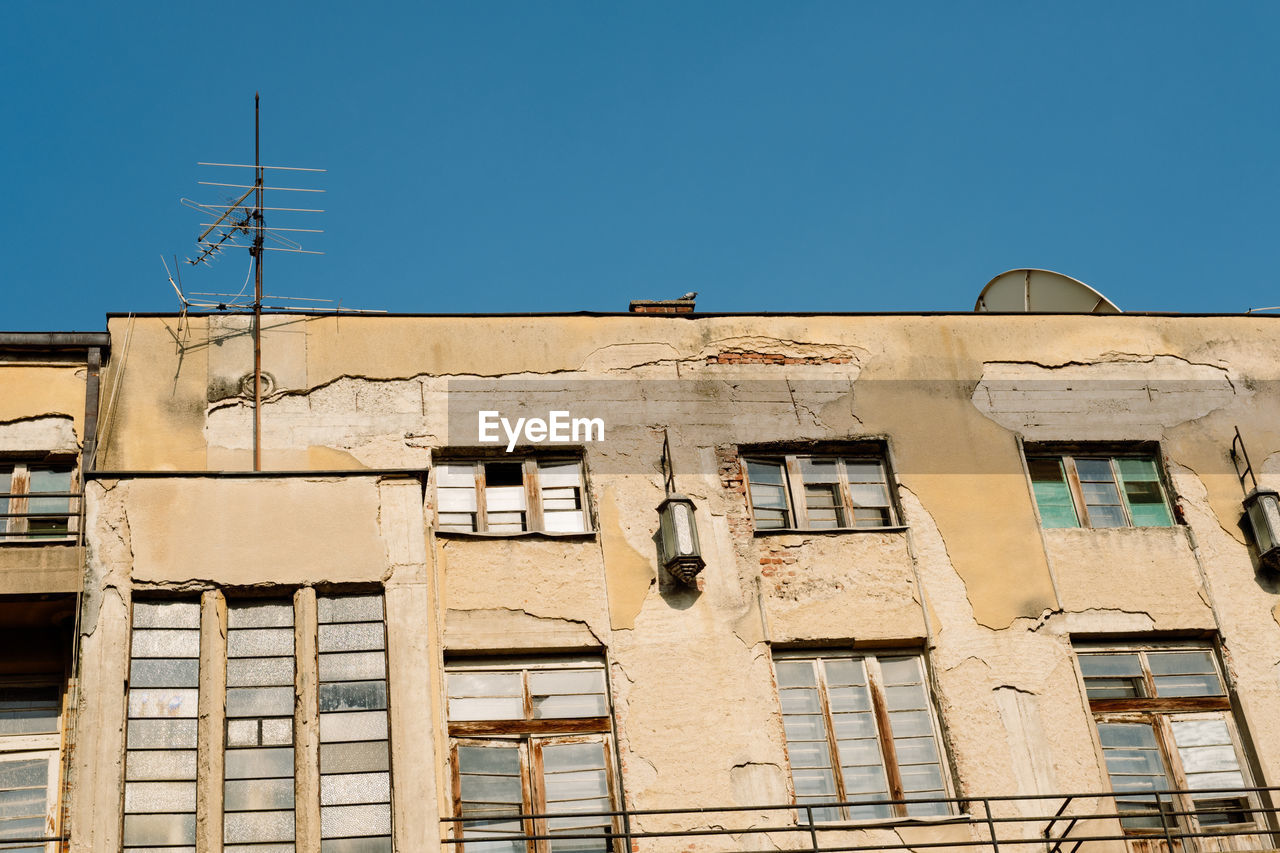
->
446, 661, 615, 853
1077, 644, 1261, 835
225, 600, 296, 852
318, 594, 392, 853
0, 679, 63, 852
774, 652, 950, 822
743, 454, 897, 531
1026, 450, 1174, 529
123, 600, 201, 852
437, 459, 588, 534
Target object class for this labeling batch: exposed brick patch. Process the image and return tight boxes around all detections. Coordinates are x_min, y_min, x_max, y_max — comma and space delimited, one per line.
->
716, 446, 745, 495
706, 351, 853, 365
759, 546, 800, 578
716, 446, 755, 542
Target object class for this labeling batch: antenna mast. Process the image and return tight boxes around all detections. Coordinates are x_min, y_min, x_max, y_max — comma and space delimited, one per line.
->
177, 95, 329, 472
253, 93, 264, 471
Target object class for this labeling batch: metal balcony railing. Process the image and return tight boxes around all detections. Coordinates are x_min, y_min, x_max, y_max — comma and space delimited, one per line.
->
441, 786, 1280, 853
0, 491, 80, 541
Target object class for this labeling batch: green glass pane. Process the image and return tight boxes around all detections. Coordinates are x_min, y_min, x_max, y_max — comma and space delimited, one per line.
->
1128, 502, 1172, 527
1031, 478, 1079, 528
1116, 458, 1172, 527
1115, 457, 1159, 483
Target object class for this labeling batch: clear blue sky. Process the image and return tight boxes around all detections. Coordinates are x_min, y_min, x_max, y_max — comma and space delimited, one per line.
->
3, 2, 1277, 330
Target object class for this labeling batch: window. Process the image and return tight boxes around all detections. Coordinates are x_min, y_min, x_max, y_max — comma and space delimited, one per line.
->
437, 459, 588, 534
744, 455, 896, 531
1077, 644, 1261, 834
318, 593, 393, 852
774, 652, 950, 822
446, 659, 616, 853
122, 593, 394, 853
0, 463, 75, 541
224, 600, 296, 850
0, 678, 63, 852
1027, 450, 1172, 529
122, 600, 201, 851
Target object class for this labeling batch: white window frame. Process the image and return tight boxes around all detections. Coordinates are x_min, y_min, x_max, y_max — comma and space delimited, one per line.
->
0, 676, 64, 852
436, 457, 591, 535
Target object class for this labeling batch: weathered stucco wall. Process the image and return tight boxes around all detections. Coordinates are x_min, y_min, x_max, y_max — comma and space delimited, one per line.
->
68, 311, 1280, 851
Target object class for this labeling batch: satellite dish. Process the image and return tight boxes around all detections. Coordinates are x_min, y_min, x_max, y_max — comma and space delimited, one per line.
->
975, 269, 1121, 313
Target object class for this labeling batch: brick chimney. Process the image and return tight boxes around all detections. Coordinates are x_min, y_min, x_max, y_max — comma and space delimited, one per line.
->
629, 296, 696, 314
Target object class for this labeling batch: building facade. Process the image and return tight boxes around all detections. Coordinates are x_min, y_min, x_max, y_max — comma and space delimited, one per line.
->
3, 305, 1280, 853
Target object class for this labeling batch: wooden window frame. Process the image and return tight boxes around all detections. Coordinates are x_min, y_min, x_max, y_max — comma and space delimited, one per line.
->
743, 453, 898, 533
436, 457, 591, 535
1077, 643, 1263, 837
0, 675, 66, 852
773, 651, 952, 821
1025, 446, 1174, 530
446, 661, 619, 853
0, 461, 78, 542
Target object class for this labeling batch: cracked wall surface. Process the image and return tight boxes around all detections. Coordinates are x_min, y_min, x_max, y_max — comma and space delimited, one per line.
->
54, 312, 1280, 850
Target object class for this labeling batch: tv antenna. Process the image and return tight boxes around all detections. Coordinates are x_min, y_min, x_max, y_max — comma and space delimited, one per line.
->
174, 93, 329, 471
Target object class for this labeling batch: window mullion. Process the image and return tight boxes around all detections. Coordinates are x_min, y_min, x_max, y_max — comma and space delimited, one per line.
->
834, 457, 853, 529
814, 663, 848, 819
474, 462, 489, 533
1063, 456, 1091, 529
865, 657, 907, 817
1137, 651, 1157, 700
1110, 458, 1136, 526
525, 459, 544, 533
785, 456, 810, 530
9, 464, 29, 537
523, 740, 540, 853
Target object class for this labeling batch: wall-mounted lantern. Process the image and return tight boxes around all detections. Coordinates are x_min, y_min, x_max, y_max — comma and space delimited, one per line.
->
657, 494, 705, 585
657, 430, 705, 587
1242, 490, 1280, 571
1231, 427, 1280, 571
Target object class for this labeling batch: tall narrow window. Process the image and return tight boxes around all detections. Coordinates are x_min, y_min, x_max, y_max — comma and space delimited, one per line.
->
225, 600, 296, 851
446, 660, 616, 853
0, 679, 63, 852
122, 600, 201, 851
774, 652, 950, 822
1078, 644, 1262, 836
318, 594, 392, 853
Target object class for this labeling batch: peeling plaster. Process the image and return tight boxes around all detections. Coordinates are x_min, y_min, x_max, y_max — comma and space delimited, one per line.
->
973, 355, 1242, 440
0, 414, 79, 452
